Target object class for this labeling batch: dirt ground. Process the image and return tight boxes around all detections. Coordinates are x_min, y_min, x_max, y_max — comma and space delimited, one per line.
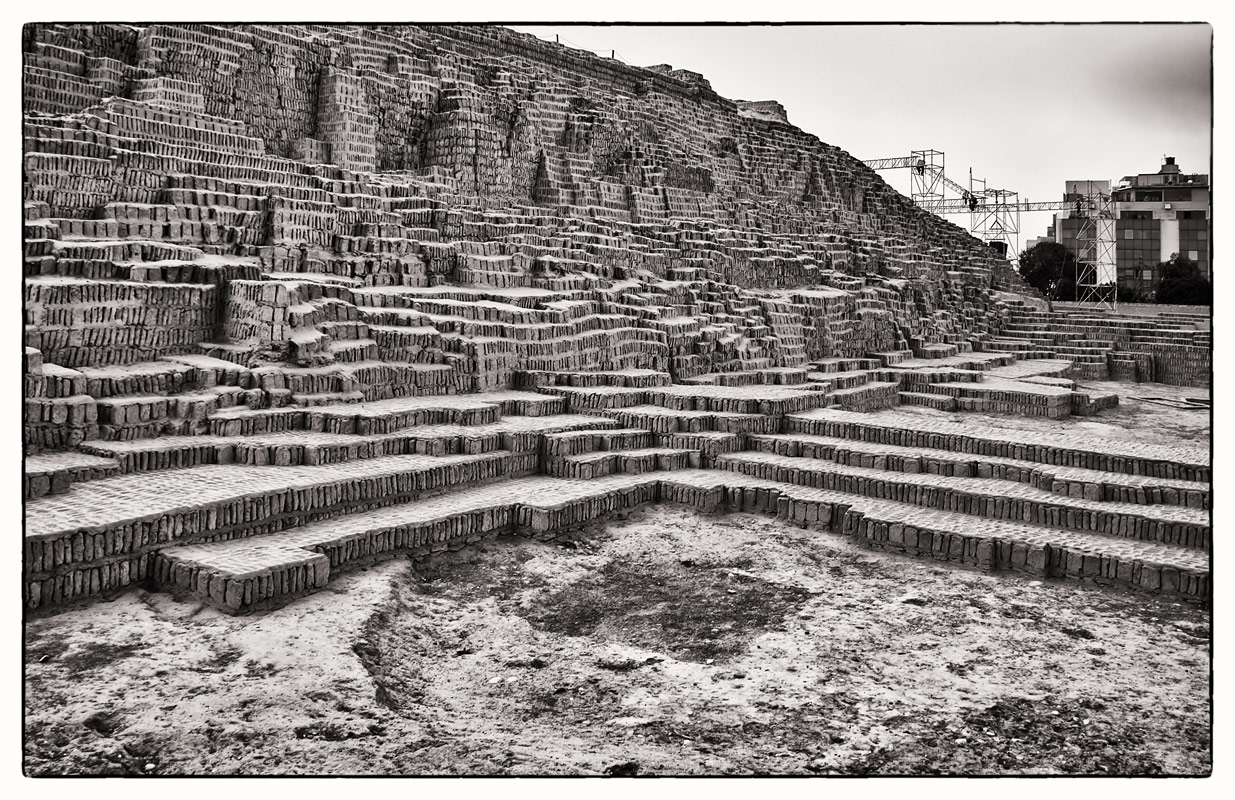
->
23, 386, 1211, 777
24, 508, 1210, 777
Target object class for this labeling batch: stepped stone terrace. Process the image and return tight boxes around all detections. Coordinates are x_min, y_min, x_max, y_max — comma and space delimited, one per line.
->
22, 23, 1211, 617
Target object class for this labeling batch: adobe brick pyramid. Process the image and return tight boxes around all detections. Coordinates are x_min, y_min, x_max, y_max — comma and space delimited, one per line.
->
23, 24, 1210, 614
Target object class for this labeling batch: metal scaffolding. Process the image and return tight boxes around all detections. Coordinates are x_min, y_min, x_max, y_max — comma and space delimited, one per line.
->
864, 151, 1122, 309
1071, 181, 1119, 312
971, 187, 1021, 260
909, 149, 947, 205
864, 149, 1072, 261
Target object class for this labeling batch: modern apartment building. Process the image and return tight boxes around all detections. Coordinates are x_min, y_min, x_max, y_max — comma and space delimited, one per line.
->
1042, 158, 1210, 296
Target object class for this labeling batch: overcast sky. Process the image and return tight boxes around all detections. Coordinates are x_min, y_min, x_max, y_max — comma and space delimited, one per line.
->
512, 24, 1211, 248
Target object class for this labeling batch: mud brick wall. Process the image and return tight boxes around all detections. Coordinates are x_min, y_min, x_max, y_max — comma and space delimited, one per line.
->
132, 76, 207, 113
223, 280, 295, 348
316, 67, 377, 173
290, 136, 331, 164
25, 22, 1013, 278
24, 59, 107, 116
734, 100, 789, 123
24, 279, 218, 367
133, 24, 330, 158
1126, 343, 1210, 388
21, 22, 1147, 409
24, 347, 45, 397
24, 151, 115, 216
23, 452, 513, 609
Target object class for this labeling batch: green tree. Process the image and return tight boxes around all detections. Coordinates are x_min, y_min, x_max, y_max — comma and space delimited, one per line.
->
1017, 242, 1077, 301
1155, 253, 1211, 305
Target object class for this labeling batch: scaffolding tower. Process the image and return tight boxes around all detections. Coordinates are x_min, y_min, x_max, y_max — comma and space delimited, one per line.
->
1071, 181, 1119, 312
961, 170, 1022, 258
909, 149, 946, 205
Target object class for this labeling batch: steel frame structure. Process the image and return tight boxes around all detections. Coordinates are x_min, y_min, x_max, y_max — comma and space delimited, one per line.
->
1071, 181, 1119, 312
908, 149, 946, 204
864, 149, 1074, 262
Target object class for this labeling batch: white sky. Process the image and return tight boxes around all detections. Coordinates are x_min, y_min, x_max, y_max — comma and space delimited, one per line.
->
513, 24, 1211, 247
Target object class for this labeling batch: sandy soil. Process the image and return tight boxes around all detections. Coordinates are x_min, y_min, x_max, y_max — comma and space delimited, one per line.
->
24, 503, 1210, 776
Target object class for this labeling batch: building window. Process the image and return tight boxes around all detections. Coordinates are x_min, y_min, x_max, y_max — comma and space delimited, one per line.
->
1124, 229, 1134, 239
1189, 251, 1199, 261
1142, 270, 1154, 281
1135, 190, 1163, 202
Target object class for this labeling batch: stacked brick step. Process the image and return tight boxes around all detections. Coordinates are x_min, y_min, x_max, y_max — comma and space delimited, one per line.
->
24, 352, 270, 454
553, 380, 832, 453
542, 428, 699, 479
513, 367, 672, 390
992, 302, 1209, 388
24, 451, 120, 499
147, 466, 1208, 615
151, 475, 664, 612
81, 412, 615, 476
920, 375, 1075, 418
25, 388, 643, 609
785, 408, 1208, 481
746, 433, 1209, 510
24, 346, 98, 453
23, 450, 525, 611
714, 451, 1209, 550
666, 472, 1207, 598
681, 367, 810, 386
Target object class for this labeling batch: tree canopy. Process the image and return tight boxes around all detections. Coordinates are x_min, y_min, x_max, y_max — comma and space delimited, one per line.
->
1155, 253, 1211, 305
1017, 242, 1077, 301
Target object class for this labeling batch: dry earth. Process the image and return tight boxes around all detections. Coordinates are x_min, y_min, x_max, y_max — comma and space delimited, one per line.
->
23, 390, 1211, 777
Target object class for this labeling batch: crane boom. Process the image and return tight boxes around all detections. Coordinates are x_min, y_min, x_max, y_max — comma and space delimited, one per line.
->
935, 172, 971, 198
865, 153, 1078, 213
917, 199, 1075, 215
862, 156, 918, 170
